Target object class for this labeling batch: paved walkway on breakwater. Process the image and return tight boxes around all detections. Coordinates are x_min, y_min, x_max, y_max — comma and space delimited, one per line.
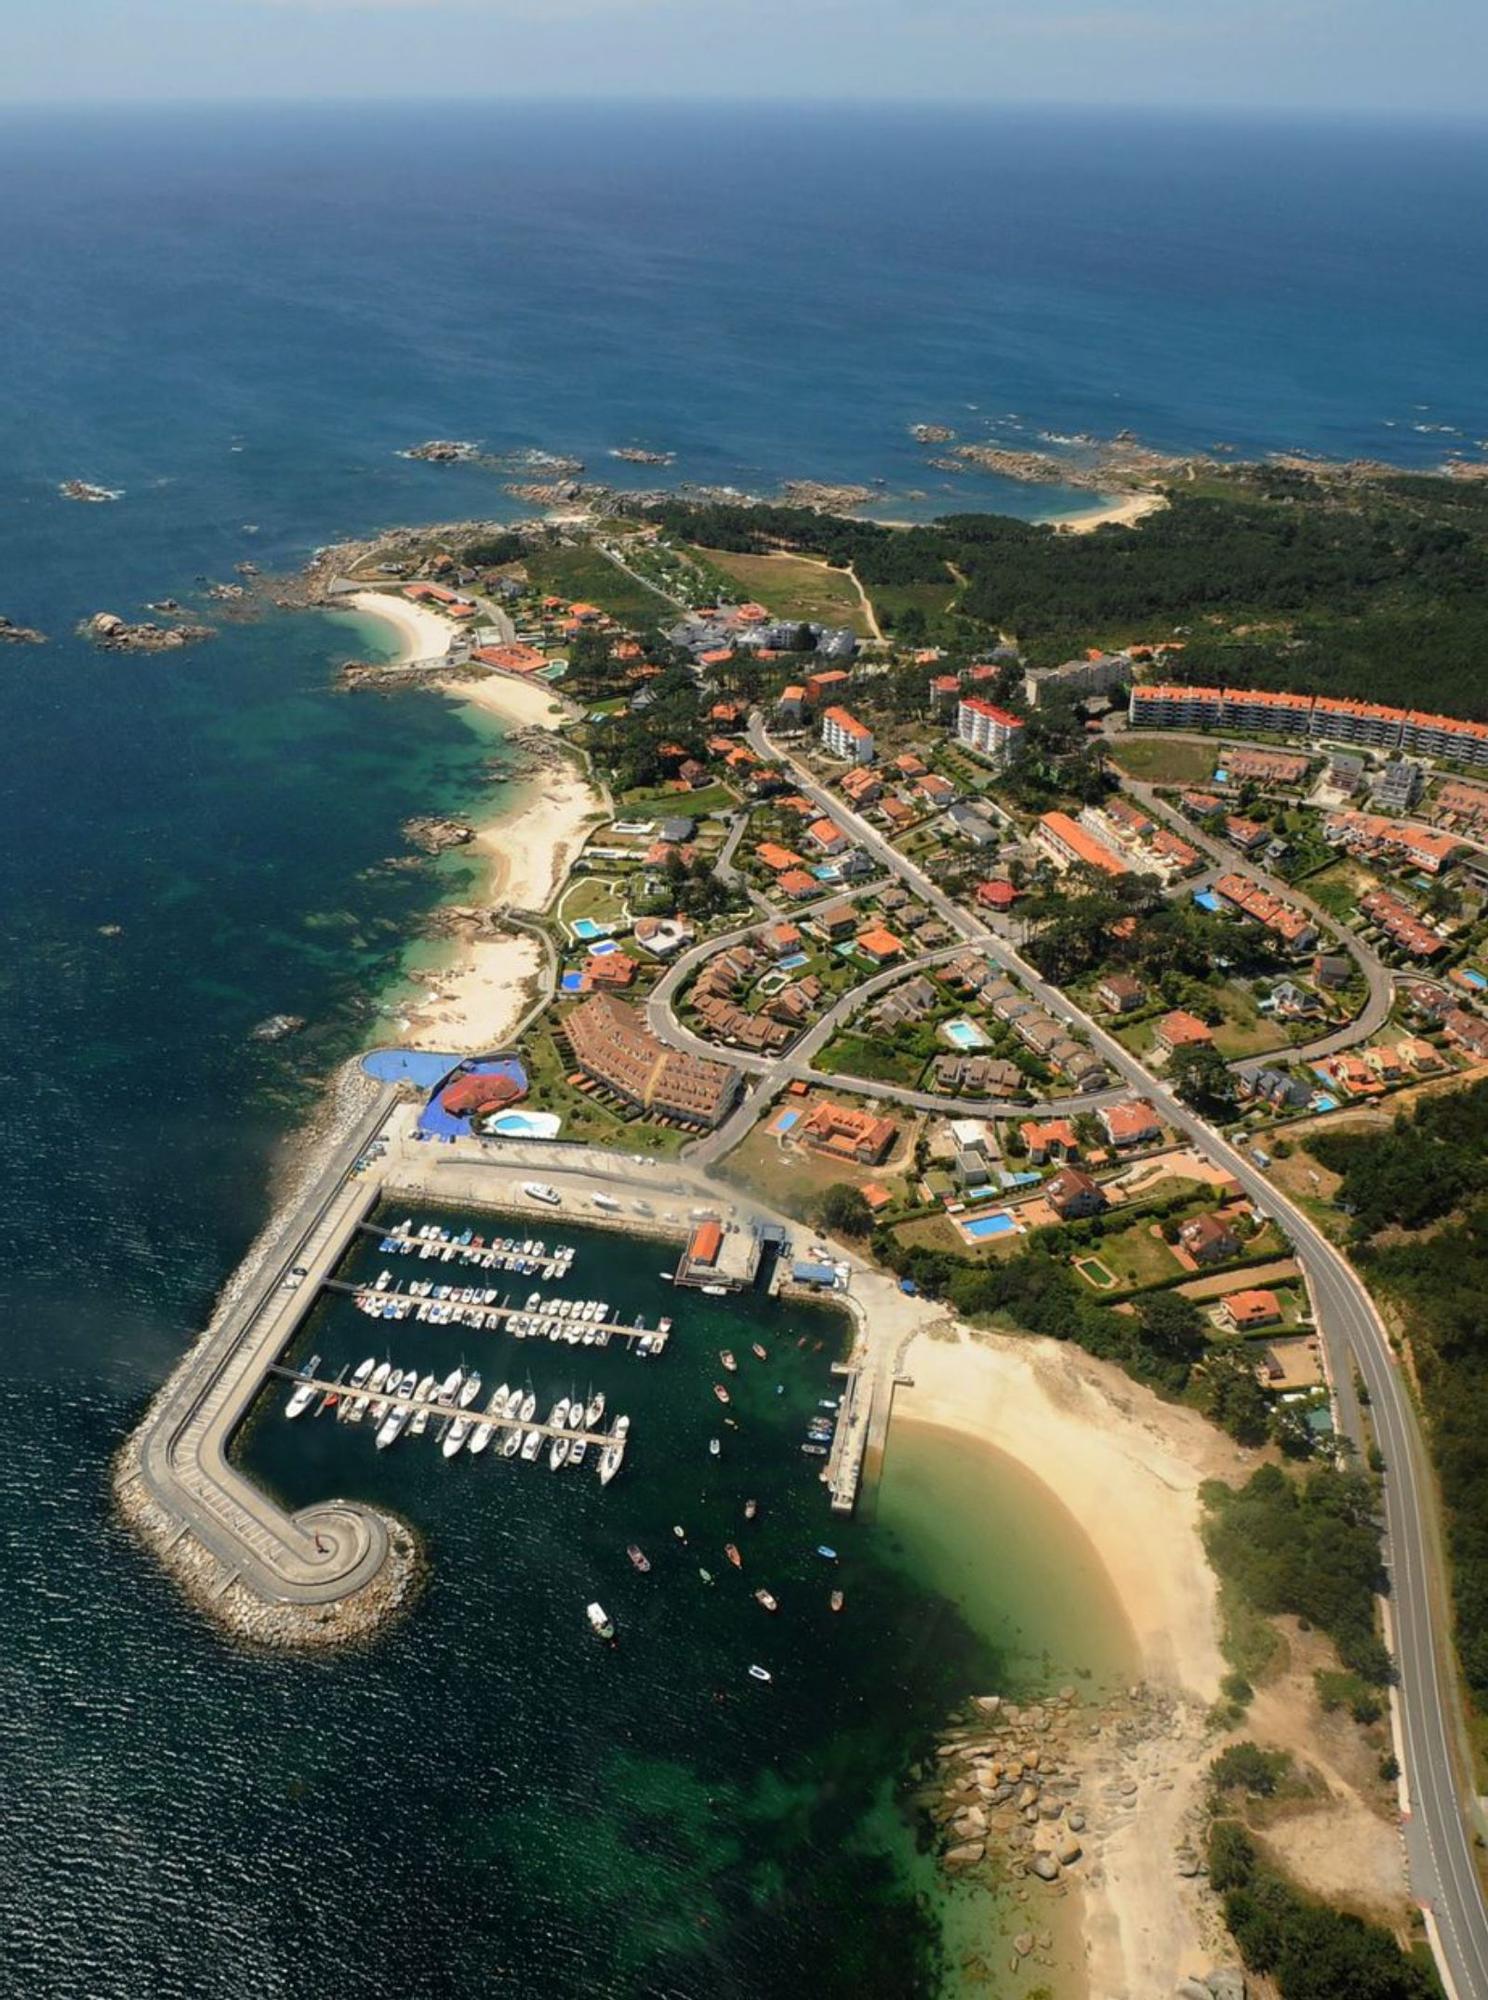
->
122, 1081, 404, 1608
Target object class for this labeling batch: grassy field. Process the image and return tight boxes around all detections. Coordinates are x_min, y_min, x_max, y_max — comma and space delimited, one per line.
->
1210, 982, 1291, 1060
689, 546, 872, 637
1078, 1218, 1185, 1290
619, 781, 738, 817
1106, 736, 1219, 786
524, 543, 674, 628
872, 576, 961, 630
1305, 859, 1377, 920
554, 875, 629, 930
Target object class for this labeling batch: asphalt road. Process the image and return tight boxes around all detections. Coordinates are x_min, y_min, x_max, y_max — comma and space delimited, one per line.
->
746, 713, 1488, 1997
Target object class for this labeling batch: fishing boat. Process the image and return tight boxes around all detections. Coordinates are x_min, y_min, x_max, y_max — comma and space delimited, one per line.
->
725, 1544, 742, 1570
816, 1545, 838, 1562
719, 1350, 737, 1373
744, 1499, 757, 1521
713, 1384, 730, 1405
754, 1589, 778, 1613
627, 1545, 651, 1574
751, 1343, 767, 1362
284, 1355, 322, 1420
830, 1589, 844, 1613
586, 1602, 616, 1643
801, 1443, 827, 1457
748, 1665, 772, 1684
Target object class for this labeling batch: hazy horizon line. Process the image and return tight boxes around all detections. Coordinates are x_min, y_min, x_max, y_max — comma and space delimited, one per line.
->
1, 92, 1486, 126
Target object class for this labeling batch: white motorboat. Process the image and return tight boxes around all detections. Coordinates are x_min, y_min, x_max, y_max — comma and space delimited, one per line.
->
584, 1391, 605, 1430
520, 1427, 543, 1461
519, 1390, 537, 1422
284, 1354, 322, 1420
408, 1373, 437, 1437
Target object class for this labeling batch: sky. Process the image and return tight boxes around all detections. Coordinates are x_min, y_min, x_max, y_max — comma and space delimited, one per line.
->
1, 0, 1484, 114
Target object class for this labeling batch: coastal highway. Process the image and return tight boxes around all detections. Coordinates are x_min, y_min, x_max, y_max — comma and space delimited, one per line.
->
746, 712, 1488, 1997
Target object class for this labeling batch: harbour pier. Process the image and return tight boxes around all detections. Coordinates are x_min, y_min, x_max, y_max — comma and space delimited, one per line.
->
269, 1367, 623, 1452
121, 1095, 938, 1644
328, 1279, 669, 1350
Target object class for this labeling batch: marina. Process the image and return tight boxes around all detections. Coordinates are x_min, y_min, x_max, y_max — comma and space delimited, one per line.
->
329, 1274, 672, 1352
270, 1365, 629, 1466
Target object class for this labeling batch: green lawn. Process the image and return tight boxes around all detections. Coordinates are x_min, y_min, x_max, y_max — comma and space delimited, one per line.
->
1306, 860, 1377, 920
1106, 736, 1219, 786
524, 543, 674, 628
619, 781, 739, 817
1081, 1219, 1186, 1290
518, 1019, 688, 1157
555, 876, 630, 929
1210, 982, 1290, 1060
688, 546, 872, 636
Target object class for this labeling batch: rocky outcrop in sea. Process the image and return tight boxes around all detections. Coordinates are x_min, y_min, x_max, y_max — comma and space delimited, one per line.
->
80, 612, 215, 652
0, 615, 47, 646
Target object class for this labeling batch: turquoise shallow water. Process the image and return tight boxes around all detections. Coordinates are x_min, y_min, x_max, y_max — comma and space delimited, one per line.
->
1, 100, 1482, 1994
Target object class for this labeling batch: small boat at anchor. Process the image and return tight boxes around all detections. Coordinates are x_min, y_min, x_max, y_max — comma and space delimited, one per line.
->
830, 1589, 845, 1613
748, 1665, 772, 1684
586, 1602, 616, 1643
724, 1544, 742, 1570
627, 1545, 651, 1574
712, 1384, 731, 1405
754, 1589, 778, 1613
719, 1350, 737, 1373
709, 1438, 721, 1458
673, 1525, 687, 1542
751, 1343, 768, 1362
744, 1499, 757, 1522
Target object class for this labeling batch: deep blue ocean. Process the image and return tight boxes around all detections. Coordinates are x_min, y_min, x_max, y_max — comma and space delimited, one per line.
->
1, 102, 1485, 1997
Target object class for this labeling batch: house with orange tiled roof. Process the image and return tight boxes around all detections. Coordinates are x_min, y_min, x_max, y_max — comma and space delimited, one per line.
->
755, 841, 805, 874
806, 818, 849, 855
799, 1099, 897, 1165
777, 869, 819, 901
1155, 1010, 1213, 1054
1018, 1118, 1079, 1164
856, 926, 904, 965
473, 642, 547, 675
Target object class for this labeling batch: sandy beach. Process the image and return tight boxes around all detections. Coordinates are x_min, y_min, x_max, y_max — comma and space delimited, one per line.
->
338, 588, 459, 663
389, 929, 546, 1055
1046, 491, 1169, 533
893, 1326, 1244, 2000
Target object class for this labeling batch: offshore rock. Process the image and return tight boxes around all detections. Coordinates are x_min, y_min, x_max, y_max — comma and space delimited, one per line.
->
80, 611, 214, 653
0, 615, 46, 645
402, 815, 475, 855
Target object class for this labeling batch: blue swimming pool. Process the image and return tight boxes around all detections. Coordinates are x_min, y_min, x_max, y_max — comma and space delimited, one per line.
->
774, 1110, 800, 1133
942, 1017, 991, 1051
1460, 968, 1487, 990
560, 971, 585, 992
1193, 890, 1222, 912
571, 917, 611, 941
587, 938, 618, 957
961, 1211, 1018, 1241
776, 951, 808, 971
489, 1110, 564, 1138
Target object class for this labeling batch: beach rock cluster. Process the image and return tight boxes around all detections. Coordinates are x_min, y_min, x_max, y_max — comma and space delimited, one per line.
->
1176, 1973, 1246, 2000
910, 423, 957, 443
610, 446, 674, 466
780, 479, 879, 509
0, 615, 47, 645
403, 439, 482, 463
59, 478, 122, 502
402, 815, 475, 855
80, 611, 214, 652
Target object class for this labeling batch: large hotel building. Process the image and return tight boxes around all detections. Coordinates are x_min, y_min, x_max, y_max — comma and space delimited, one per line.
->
1128, 685, 1488, 768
